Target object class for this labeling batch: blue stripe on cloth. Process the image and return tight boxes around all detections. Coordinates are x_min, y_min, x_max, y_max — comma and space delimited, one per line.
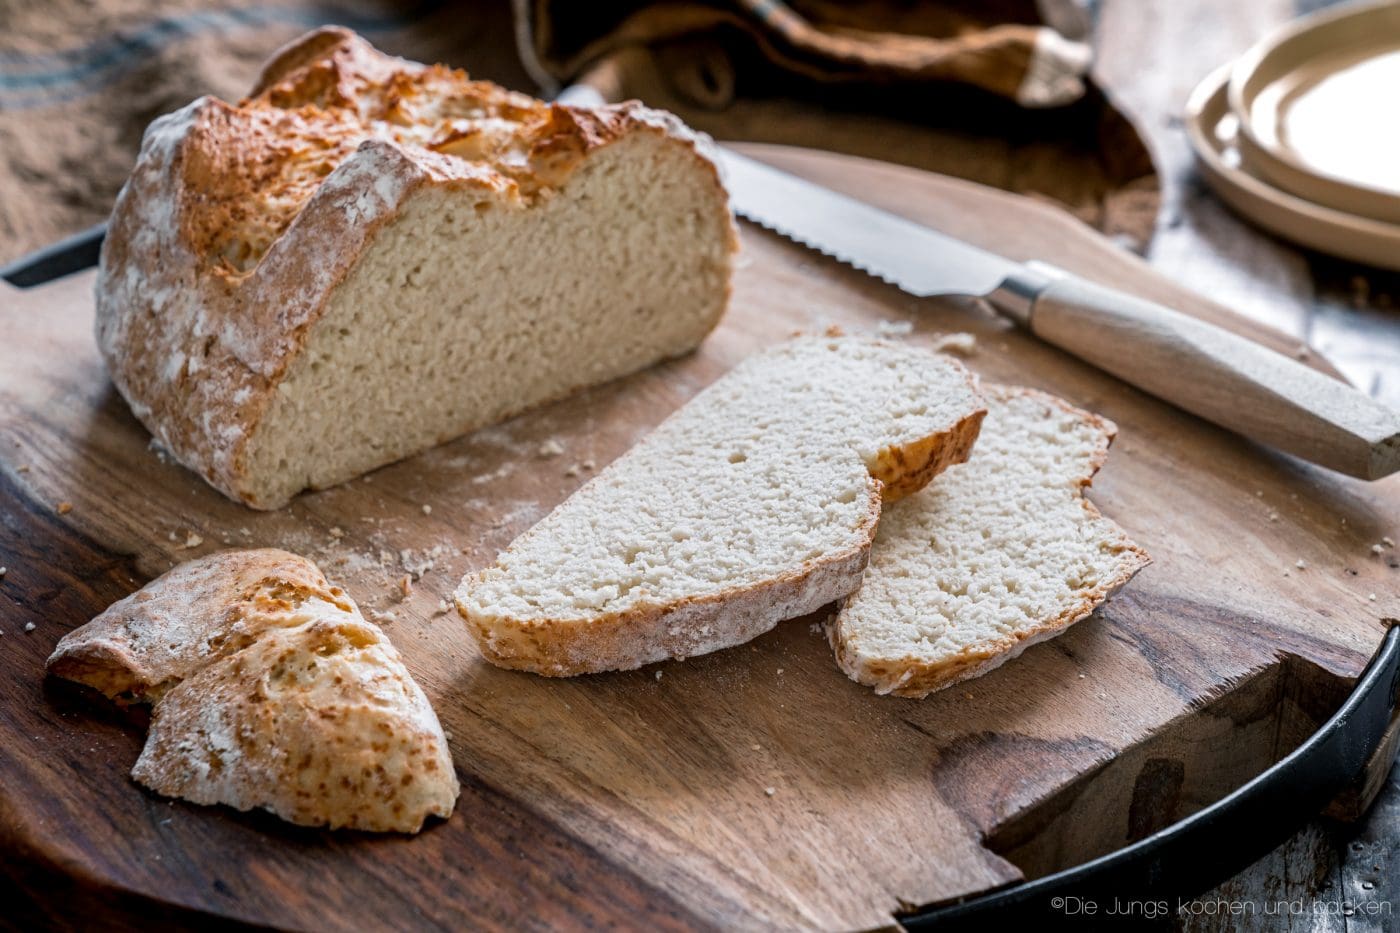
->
0, 3, 442, 110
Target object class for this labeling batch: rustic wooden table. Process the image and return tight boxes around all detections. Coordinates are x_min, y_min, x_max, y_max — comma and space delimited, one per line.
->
1095, 1, 1400, 926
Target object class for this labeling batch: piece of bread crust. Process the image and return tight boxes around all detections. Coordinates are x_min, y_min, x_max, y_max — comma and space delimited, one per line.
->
47, 548, 459, 833
829, 385, 1151, 698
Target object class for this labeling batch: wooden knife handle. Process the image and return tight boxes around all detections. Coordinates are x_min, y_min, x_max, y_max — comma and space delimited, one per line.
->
1019, 265, 1400, 480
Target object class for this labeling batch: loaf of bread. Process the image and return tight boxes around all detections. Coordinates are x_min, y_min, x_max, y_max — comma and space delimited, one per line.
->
829, 386, 1150, 697
456, 335, 986, 675
47, 549, 459, 833
96, 27, 736, 509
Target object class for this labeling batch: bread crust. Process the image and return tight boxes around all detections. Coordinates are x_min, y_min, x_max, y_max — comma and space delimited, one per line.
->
828, 386, 1151, 698
47, 548, 459, 832
95, 27, 736, 509
457, 362, 987, 676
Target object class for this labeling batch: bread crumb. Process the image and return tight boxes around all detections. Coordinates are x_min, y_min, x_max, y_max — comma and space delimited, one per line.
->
398, 575, 413, 598
930, 332, 978, 356
808, 622, 822, 635
764, 787, 776, 797
1373, 544, 1385, 556
538, 438, 565, 458
1268, 512, 1279, 522
564, 463, 583, 478
435, 599, 451, 615
16, 465, 29, 473
1369, 594, 1378, 602
1283, 570, 1290, 577
581, 459, 596, 471
0, 567, 6, 579
56, 501, 72, 515
329, 526, 345, 538
776, 668, 784, 675
1295, 559, 1307, 570
654, 670, 663, 680
1254, 490, 1263, 498
421, 504, 432, 515
1383, 536, 1396, 547
1078, 673, 1086, 679
240, 527, 252, 536
875, 319, 914, 338
182, 532, 203, 549
23, 622, 35, 633
750, 743, 762, 751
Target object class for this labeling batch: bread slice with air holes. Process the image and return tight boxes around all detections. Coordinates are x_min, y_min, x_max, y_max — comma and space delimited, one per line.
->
828, 385, 1150, 698
455, 335, 987, 675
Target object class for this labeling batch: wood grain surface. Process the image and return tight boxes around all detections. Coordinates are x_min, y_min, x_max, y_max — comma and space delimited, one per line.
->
1, 144, 1398, 929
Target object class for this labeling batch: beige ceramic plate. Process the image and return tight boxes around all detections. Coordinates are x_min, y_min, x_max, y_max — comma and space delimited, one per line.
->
1187, 64, 1400, 271
1229, 0, 1400, 224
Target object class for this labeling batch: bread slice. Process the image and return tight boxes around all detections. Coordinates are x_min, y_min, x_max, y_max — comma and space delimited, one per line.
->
47, 549, 459, 832
95, 27, 735, 509
456, 335, 986, 675
829, 386, 1150, 698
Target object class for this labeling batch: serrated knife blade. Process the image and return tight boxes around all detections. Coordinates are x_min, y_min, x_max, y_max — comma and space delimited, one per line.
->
718, 148, 1019, 300
715, 147, 1400, 480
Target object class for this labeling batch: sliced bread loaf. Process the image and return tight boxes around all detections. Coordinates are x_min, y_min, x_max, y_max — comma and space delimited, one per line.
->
455, 336, 987, 675
829, 386, 1150, 698
48, 549, 459, 832
96, 27, 735, 509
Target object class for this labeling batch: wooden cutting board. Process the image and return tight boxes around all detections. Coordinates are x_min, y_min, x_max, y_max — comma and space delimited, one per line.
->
2, 144, 1398, 930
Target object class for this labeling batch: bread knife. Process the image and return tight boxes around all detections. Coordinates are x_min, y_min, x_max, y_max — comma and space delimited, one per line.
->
718, 148, 1400, 481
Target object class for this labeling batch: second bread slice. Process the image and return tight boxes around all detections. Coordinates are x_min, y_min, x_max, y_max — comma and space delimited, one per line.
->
829, 386, 1150, 698
455, 335, 986, 675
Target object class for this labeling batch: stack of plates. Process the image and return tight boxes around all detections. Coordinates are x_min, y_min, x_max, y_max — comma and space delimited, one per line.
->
1186, 0, 1400, 270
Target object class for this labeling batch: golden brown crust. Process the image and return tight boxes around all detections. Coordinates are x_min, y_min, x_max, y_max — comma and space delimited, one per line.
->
828, 386, 1151, 699
47, 548, 459, 832
94, 26, 735, 509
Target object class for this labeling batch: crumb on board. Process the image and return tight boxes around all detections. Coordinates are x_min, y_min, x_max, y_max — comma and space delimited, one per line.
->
1370, 594, 1379, 602
655, 670, 663, 681
182, 532, 203, 549
24, 622, 35, 633
776, 668, 784, 675
16, 465, 29, 473
930, 332, 978, 356
751, 743, 762, 751
1384, 536, 1396, 548
764, 787, 776, 797
1373, 545, 1386, 556
875, 319, 914, 338
329, 526, 345, 538
1268, 512, 1279, 522
564, 463, 583, 478
398, 575, 413, 598
435, 599, 451, 616
421, 504, 432, 515
0, 567, 6, 579
538, 438, 565, 458
56, 501, 72, 515
1295, 559, 1307, 570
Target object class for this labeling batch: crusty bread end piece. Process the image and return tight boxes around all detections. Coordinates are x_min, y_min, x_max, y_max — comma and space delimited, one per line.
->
829, 386, 1150, 698
456, 335, 987, 675
47, 549, 459, 833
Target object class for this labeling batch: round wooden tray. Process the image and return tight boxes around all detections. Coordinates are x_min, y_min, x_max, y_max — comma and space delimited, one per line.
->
2, 144, 1397, 929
